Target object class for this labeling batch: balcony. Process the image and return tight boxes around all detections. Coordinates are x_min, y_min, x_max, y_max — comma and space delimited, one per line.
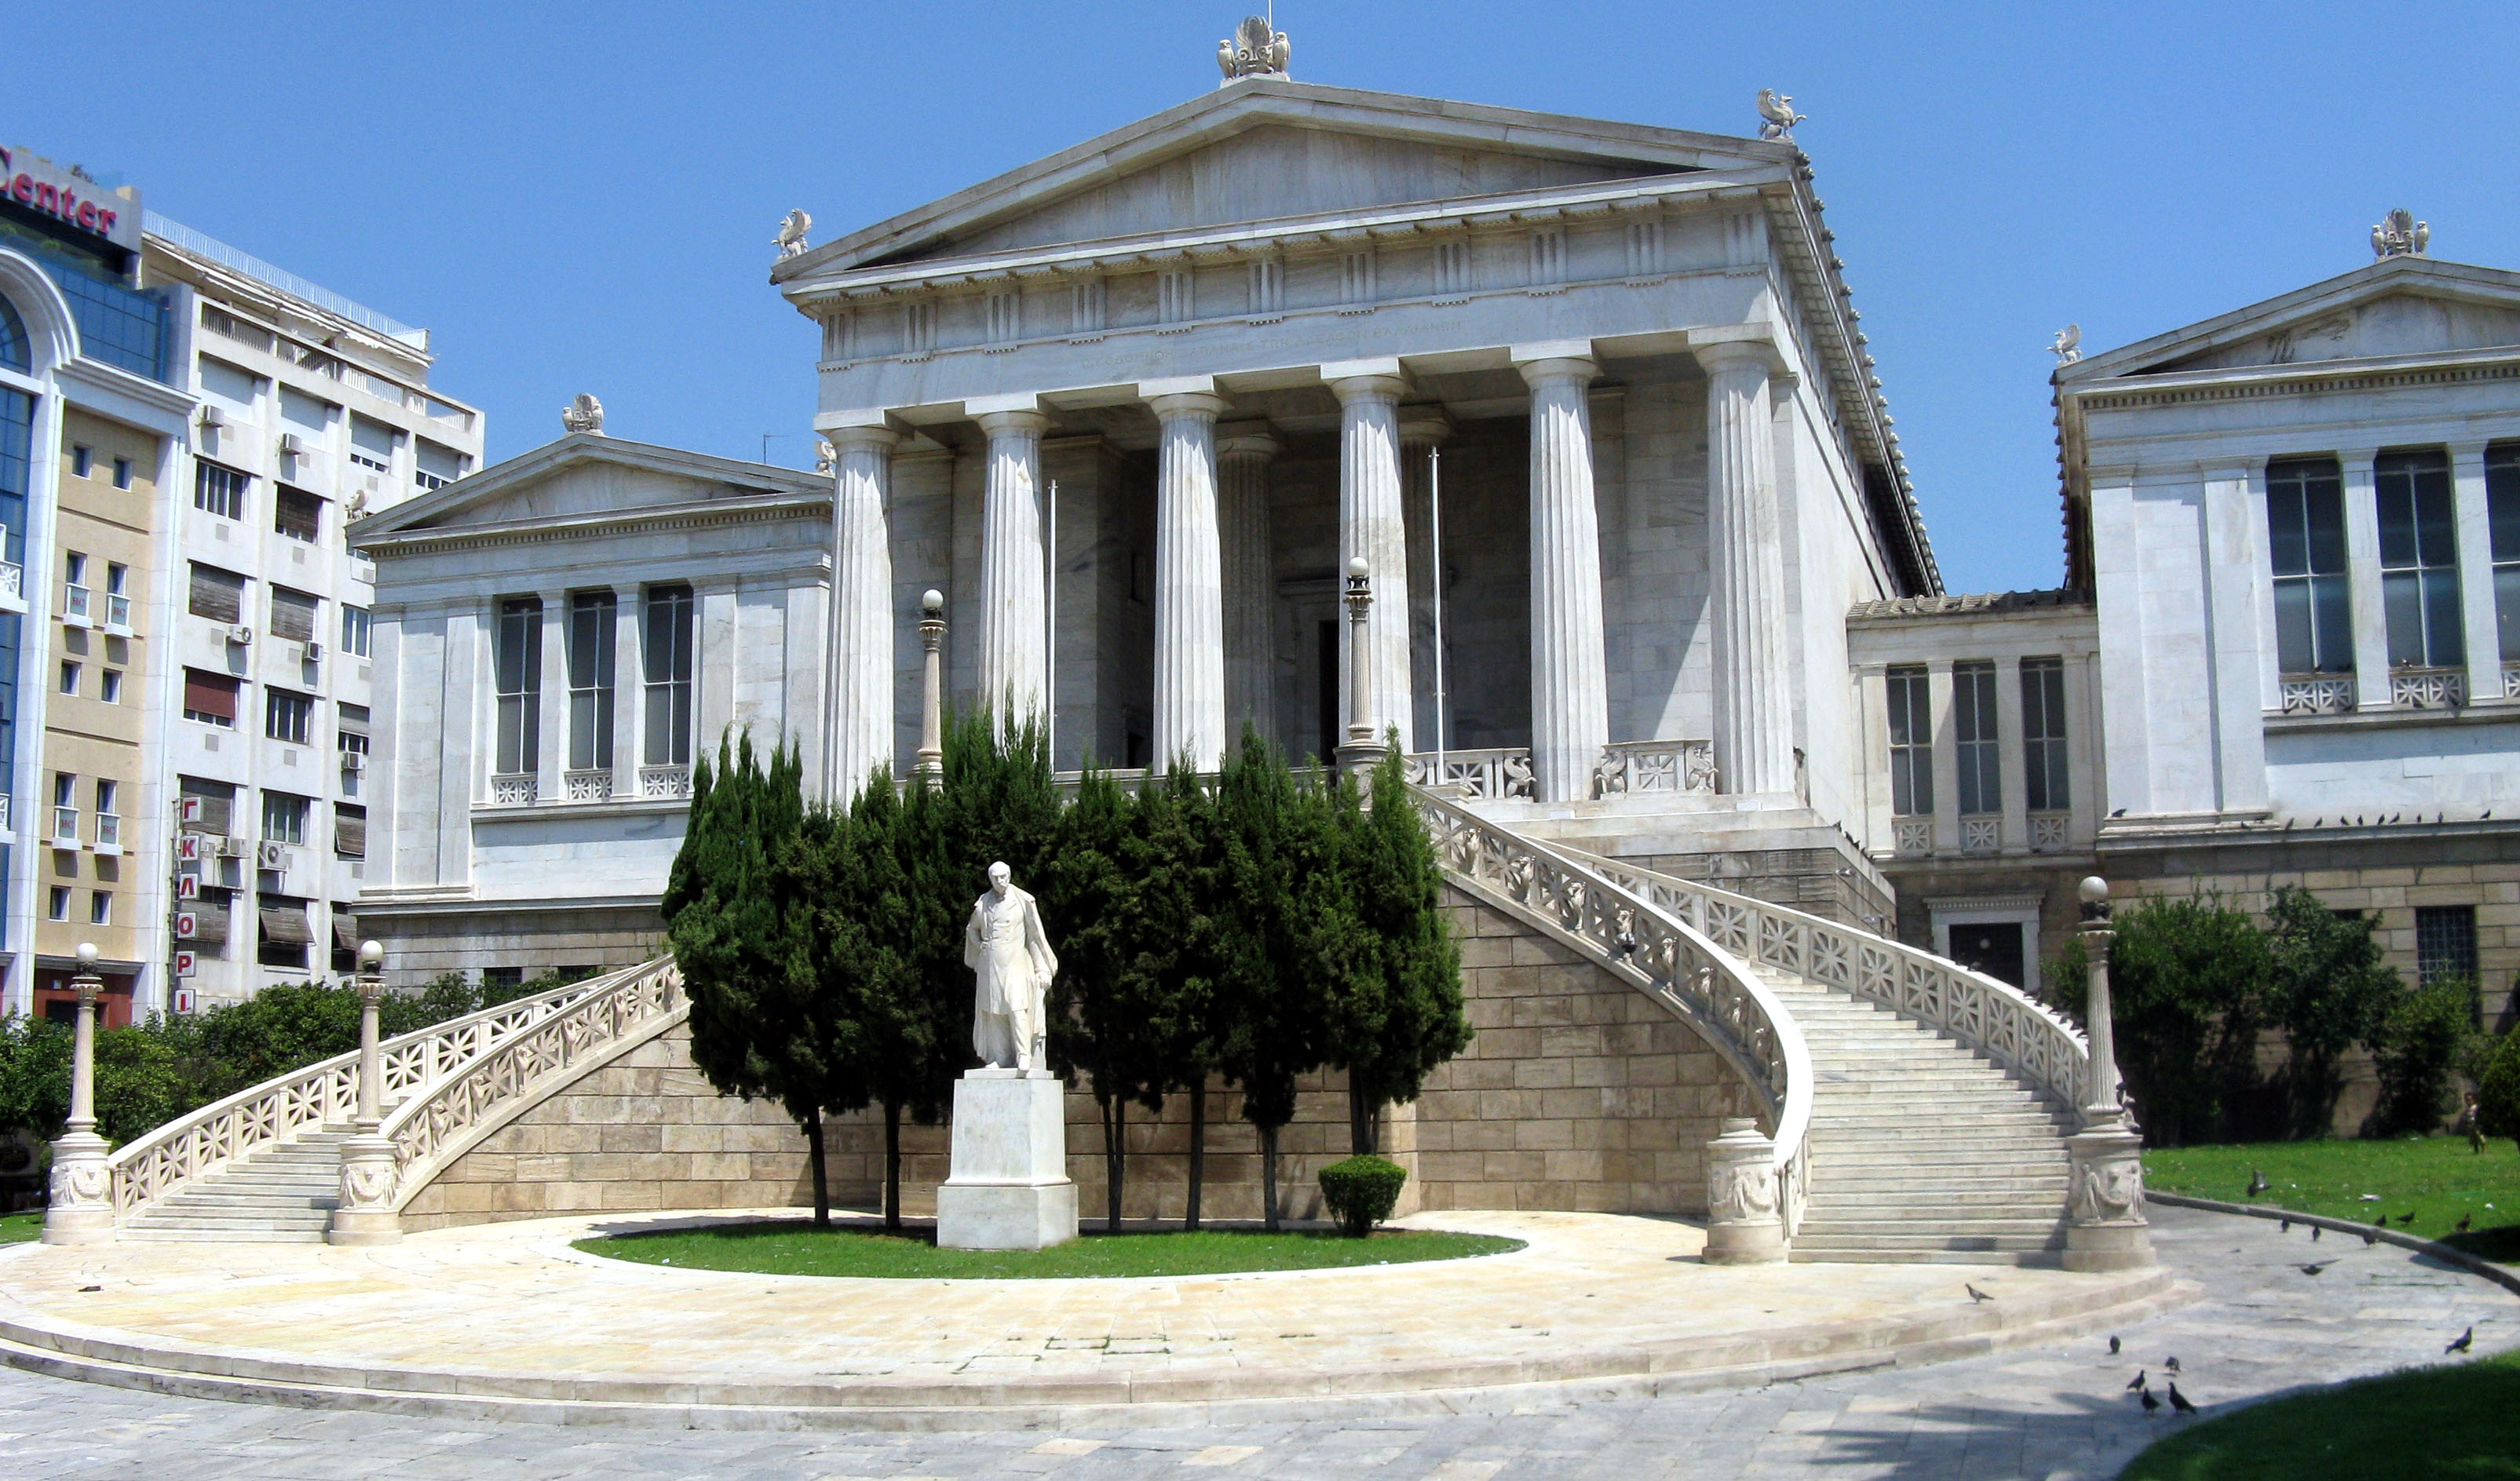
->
0, 559, 23, 614
639, 765, 692, 800
2279, 673, 2356, 716
94, 812, 122, 855
104, 593, 132, 634
60, 582, 90, 627
2390, 666, 2467, 710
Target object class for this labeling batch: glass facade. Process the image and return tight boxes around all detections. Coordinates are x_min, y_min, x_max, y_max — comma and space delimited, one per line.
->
0, 292, 25, 371
0, 222, 171, 384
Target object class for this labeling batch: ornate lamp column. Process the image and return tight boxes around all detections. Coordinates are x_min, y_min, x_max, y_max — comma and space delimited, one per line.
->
823, 420, 900, 798
1517, 350, 1609, 804
2063, 877, 2153, 1271
41, 943, 113, 1245
1325, 363, 1412, 753
329, 941, 402, 1246
1216, 425, 1281, 743
1699, 337, 1796, 797
916, 589, 947, 781
1335, 556, 1381, 773
974, 403, 1051, 724
1145, 385, 1229, 772
1702, 1116, 1786, 1264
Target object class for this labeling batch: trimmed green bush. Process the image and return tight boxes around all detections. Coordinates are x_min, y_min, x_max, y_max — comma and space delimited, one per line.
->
1317, 1153, 1408, 1237
2478, 1027, 2520, 1152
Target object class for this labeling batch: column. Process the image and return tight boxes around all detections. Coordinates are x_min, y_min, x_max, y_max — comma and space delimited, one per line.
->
612, 591, 644, 797
2449, 442, 2504, 702
1699, 338, 1797, 795
2339, 448, 2392, 710
974, 401, 1050, 723
40, 947, 112, 1244
535, 594, 566, 803
1995, 655, 2028, 851
1517, 351, 1609, 803
1324, 360, 1412, 753
1400, 409, 1452, 754
1145, 383, 1229, 771
824, 421, 900, 796
1927, 658, 1959, 853
1217, 425, 1280, 745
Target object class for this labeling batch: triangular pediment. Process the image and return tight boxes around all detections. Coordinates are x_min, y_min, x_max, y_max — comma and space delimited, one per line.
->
2063, 257, 2520, 382
353, 435, 824, 545
779, 78, 1787, 278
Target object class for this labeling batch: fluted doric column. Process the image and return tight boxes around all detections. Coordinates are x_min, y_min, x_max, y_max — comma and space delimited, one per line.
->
1519, 352, 1609, 804
1326, 362, 1412, 753
1700, 339, 1795, 796
975, 405, 1050, 723
824, 421, 899, 795
1400, 409, 1452, 754
1217, 424, 1281, 746
1147, 385, 1229, 770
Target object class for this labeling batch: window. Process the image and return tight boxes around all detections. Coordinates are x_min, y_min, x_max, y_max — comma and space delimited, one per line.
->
257, 895, 313, 970
111, 457, 132, 491
335, 804, 367, 859
100, 669, 121, 703
348, 414, 396, 473
266, 688, 313, 745
51, 771, 75, 843
415, 438, 463, 491
1886, 665, 1932, 818
195, 460, 249, 520
104, 561, 129, 628
2022, 664, 2075, 807
269, 586, 318, 643
2415, 906, 2478, 990
340, 604, 371, 658
642, 585, 694, 766
61, 550, 88, 622
57, 661, 78, 695
2266, 458, 2353, 673
188, 563, 247, 623
2486, 445, 2520, 662
261, 791, 309, 845
46, 886, 68, 921
0, 291, 23, 371
183, 669, 240, 727
89, 891, 110, 926
568, 591, 616, 771
2376, 450, 2464, 669
1953, 661, 2000, 815
71, 446, 92, 478
94, 779, 118, 851
495, 597, 542, 775
181, 776, 237, 836
280, 387, 334, 434
274, 486, 323, 542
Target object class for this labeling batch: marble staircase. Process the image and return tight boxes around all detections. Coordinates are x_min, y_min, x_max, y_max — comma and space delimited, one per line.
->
118, 1130, 350, 1244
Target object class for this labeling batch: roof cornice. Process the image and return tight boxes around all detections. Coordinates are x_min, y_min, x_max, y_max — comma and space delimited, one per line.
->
352, 432, 827, 542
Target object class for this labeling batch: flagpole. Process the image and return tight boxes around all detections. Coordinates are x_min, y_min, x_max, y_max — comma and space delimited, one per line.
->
1045, 477, 1057, 768
1430, 444, 1446, 779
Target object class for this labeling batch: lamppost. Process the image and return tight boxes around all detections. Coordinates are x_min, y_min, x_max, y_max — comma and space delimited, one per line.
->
328, 940, 402, 1246
1335, 556, 1381, 775
2063, 877, 2153, 1271
917, 589, 946, 781
41, 943, 114, 1245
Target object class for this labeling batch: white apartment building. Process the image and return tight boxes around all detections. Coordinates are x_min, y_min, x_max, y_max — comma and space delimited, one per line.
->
0, 141, 481, 1022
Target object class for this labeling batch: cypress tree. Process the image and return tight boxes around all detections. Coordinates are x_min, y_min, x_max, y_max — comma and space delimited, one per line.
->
662, 734, 838, 1222
1130, 761, 1225, 1228
1213, 727, 1325, 1231
1044, 765, 1167, 1230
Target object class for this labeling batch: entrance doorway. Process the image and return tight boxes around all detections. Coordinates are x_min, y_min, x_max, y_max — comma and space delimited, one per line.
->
1945, 922, 2027, 988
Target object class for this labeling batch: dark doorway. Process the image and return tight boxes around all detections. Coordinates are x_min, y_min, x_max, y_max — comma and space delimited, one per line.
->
1317, 619, 1339, 765
1947, 922, 2027, 987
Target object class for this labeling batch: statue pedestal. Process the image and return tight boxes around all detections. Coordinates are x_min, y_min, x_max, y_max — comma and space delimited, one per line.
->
935, 1070, 1078, 1251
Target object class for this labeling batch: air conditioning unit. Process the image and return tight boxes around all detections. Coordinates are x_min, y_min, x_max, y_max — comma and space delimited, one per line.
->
302, 640, 324, 663
225, 624, 254, 646
276, 432, 305, 458
341, 751, 367, 776
216, 836, 251, 860
257, 840, 289, 870
197, 407, 225, 432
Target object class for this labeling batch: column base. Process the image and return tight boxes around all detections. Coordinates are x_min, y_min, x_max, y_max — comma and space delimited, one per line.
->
2063, 1122, 2153, 1271
935, 1071, 1078, 1251
1702, 1117, 1788, 1264
41, 1130, 114, 1246
2063, 1222, 2154, 1272
1703, 1219, 1787, 1265
327, 1132, 404, 1246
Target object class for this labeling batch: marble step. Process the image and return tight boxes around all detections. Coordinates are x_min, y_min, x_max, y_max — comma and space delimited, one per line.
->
117, 1227, 331, 1244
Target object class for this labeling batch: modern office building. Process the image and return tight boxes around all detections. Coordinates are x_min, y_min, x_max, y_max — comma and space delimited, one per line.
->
0, 143, 482, 1024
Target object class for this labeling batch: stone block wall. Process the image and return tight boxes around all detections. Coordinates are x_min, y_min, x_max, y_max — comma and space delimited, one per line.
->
402, 884, 1758, 1229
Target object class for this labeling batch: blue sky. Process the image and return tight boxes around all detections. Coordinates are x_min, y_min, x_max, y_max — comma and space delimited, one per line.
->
12, 2, 2517, 594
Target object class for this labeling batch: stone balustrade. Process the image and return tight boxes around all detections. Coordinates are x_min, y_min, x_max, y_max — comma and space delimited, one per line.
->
2279, 673, 2355, 715
1592, 738, 1716, 797
2390, 666, 2467, 709
1404, 748, 1535, 801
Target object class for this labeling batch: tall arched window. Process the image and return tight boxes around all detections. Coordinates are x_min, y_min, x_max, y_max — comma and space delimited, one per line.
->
0, 292, 27, 373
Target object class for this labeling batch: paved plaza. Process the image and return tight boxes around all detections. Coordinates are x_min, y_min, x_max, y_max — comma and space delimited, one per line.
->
0, 1206, 2509, 1478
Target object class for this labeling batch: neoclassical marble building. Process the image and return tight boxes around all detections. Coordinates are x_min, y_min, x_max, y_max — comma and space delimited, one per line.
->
359, 71, 1933, 969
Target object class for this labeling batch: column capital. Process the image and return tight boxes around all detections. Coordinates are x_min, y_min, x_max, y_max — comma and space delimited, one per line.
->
1217, 422, 1282, 461
821, 421, 902, 453
812, 407, 911, 440
1516, 355, 1596, 389
1145, 388, 1229, 423
1322, 357, 1409, 404
1397, 407, 1454, 447
2336, 446, 2383, 470
974, 407, 1051, 439
1137, 374, 1220, 401
1691, 334, 1783, 378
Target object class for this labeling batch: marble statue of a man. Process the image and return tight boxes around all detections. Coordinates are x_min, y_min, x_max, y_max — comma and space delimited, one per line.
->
963, 862, 1057, 1072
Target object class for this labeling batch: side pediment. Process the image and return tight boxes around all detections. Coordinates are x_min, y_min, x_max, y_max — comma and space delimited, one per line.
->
2067, 257, 2520, 384
930, 122, 1683, 261
355, 436, 824, 545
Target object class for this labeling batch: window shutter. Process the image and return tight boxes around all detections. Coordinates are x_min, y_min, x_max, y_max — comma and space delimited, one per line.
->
275, 487, 323, 541
335, 808, 367, 859
331, 911, 360, 951
258, 903, 314, 947
188, 900, 231, 944
182, 669, 239, 724
188, 564, 246, 623
271, 587, 317, 641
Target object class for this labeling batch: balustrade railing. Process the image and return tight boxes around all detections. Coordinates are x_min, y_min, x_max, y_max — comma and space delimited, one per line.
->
1408, 787, 1812, 1238
564, 768, 615, 802
640, 764, 693, 800
1567, 850, 2089, 1113
2507, 661, 2520, 701
2279, 673, 2355, 716
489, 773, 536, 806
1592, 738, 1717, 797
107, 962, 656, 1216
2390, 666, 2466, 709
383, 961, 682, 1196
1404, 748, 1535, 801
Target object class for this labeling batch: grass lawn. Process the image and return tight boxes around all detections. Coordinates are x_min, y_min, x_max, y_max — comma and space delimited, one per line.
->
2117, 1345, 2520, 1479
0, 1211, 37, 1245
2144, 1136, 2520, 1263
575, 1221, 1522, 1279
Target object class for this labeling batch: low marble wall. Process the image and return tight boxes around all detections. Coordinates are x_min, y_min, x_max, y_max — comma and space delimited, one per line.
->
401, 885, 1759, 1230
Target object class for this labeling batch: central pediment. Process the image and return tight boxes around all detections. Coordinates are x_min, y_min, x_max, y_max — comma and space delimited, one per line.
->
779, 78, 1788, 281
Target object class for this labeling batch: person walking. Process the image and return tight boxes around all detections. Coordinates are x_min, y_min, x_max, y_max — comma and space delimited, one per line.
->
2456, 1092, 2485, 1154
